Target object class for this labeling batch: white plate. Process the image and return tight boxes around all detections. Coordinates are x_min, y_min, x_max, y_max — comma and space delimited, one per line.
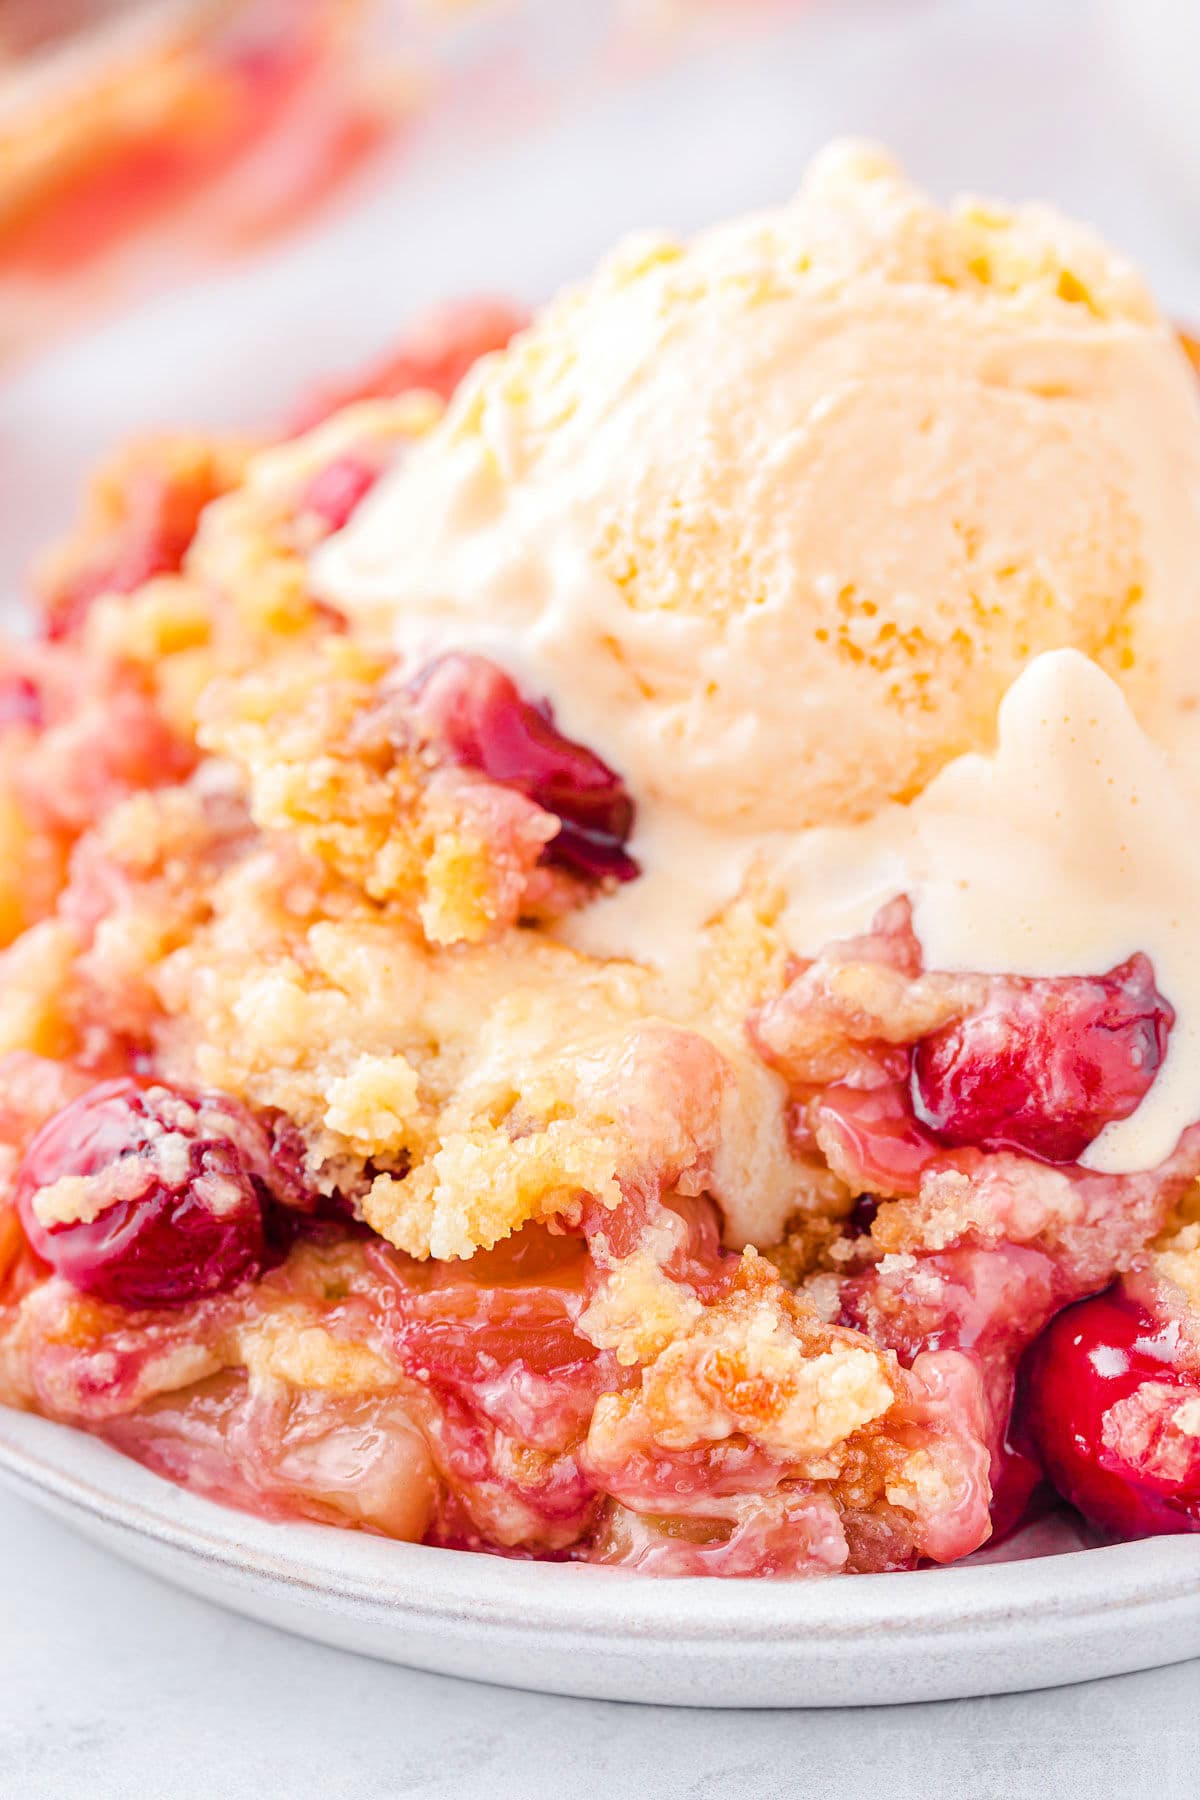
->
1, 1408, 1197, 1707
4, 2, 1200, 1716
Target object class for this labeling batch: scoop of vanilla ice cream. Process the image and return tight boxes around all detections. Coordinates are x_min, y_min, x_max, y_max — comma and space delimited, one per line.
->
314, 142, 1200, 838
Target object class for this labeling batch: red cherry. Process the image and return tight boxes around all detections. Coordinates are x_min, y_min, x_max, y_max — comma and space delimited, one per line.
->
299, 456, 380, 533
409, 653, 638, 883
15, 1079, 302, 1308
912, 955, 1172, 1164
1019, 1285, 1200, 1537
848, 1195, 880, 1237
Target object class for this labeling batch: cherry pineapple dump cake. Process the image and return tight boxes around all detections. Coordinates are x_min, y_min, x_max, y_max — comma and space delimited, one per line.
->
2, 148, 1200, 1575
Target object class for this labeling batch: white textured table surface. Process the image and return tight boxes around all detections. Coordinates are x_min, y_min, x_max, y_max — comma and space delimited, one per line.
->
1, 1487, 1196, 1800
4, 2, 1200, 1792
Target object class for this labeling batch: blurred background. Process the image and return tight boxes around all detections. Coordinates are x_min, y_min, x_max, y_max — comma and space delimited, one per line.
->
3, 0, 1200, 600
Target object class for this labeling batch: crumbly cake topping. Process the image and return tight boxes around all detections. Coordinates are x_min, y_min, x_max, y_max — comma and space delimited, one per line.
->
1, 279, 1198, 1571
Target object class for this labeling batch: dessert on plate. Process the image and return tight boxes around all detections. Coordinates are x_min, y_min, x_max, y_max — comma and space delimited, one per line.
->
1, 143, 1199, 1576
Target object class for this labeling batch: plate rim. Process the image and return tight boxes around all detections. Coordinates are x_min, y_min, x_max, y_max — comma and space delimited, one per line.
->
3, 1406, 1199, 1645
